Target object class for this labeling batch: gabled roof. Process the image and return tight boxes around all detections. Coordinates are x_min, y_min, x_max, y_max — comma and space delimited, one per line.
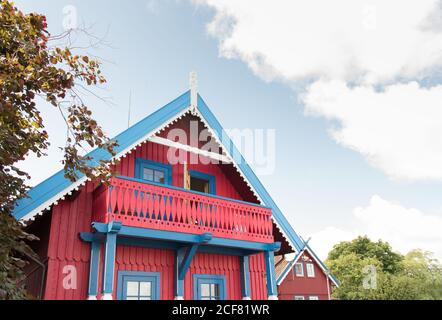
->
14, 91, 191, 221
13, 90, 305, 252
276, 240, 340, 287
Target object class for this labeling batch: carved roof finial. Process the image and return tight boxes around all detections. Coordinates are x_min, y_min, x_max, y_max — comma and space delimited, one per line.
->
190, 71, 198, 111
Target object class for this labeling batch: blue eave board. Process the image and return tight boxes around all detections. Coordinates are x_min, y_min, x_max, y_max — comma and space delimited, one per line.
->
13, 91, 190, 220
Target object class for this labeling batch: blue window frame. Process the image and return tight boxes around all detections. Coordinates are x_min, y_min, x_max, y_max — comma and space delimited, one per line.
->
117, 271, 160, 300
189, 170, 216, 195
193, 274, 226, 300
135, 158, 172, 185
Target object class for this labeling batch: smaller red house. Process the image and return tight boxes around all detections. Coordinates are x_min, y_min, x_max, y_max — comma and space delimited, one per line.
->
276, 243, 339, 300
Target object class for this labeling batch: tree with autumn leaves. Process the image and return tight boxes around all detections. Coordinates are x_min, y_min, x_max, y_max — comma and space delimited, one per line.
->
0, 0, 116, 299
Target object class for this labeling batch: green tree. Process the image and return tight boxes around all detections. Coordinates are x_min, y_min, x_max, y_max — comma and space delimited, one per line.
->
327, 236, 403, 274
0, 0, 116, 299
401, 250, 442, 299
326, 237, 442, 300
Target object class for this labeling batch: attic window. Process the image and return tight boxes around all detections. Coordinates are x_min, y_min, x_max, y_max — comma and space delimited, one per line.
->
190, 176, 210, 194
188, 171, 216, 195
294, 263, 304, 277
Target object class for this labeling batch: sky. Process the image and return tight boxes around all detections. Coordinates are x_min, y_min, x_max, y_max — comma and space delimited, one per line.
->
15, 0, 442, 260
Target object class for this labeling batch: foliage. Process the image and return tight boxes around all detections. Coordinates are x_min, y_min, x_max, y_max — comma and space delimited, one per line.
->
327, 236, 403, 274
0, 0, 116, 299
326, 236, 442, 300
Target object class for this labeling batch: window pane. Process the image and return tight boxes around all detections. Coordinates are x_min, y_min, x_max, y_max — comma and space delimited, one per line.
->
126, 281, 139, 296
139, 282, 151, 296
295, 263, 304, 276
139, 297, 151, 300
211, 284, 220, 298
143, 168, 154, 181
309, 296, 319, 300
201, 283, 210, 297
154, 170, 165, 183
306, 263, 315, 277
294, 296, 305, 300
190, 176, 210, 194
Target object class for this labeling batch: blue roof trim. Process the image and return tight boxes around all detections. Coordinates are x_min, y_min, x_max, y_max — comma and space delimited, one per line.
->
304, 242, 340, 286
276, 240, 339, 287
13, 91, 191, 220
196, 94, 305, 251
14, 90, 314, 258
13, 88, 334, 281
276, 246, 306, 285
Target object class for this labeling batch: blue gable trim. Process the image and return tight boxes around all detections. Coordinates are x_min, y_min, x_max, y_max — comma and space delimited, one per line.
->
196, 94, 305, 251
13, 89, 321, 269
13, 91, 190, 220
304, 242, 340, 286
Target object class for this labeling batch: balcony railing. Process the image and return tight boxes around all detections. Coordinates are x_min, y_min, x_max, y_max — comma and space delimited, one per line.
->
92, 177, 273, 243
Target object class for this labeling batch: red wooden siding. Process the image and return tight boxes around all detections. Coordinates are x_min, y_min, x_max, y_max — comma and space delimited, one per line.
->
184, 252, 267, 300
42, 128, 270, 299
44, 185, 269, 300
249, 253, 267, 300
112, 246, 175, 300
277, 251, 332, 300
44, 182, 95, 300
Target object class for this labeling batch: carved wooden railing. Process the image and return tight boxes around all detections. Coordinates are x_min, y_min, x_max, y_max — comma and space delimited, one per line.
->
93, 177, 273, 243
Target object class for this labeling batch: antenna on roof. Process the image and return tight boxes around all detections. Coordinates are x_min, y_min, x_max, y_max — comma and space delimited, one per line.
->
127, 90, 132, 128
189, 71, 198, 112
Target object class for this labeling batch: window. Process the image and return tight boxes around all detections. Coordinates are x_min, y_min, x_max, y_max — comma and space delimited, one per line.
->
294, 296, 305, 300
190, 176, 210, 193
306, 263, 315, 278
309, 296, 319, 300
294, 262, 304, 277
194, 275, 226, 300
135, 158, 172, 185
189, 171, 216, 195
117, 271, 160, 300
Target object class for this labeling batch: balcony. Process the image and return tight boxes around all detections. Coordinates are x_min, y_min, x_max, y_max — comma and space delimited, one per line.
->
92, 177, 273, 243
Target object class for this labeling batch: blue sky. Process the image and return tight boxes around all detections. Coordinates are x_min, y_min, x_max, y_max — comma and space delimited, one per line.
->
15, 0, 442, 259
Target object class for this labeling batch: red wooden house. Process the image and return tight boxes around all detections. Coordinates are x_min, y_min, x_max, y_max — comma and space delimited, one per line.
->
276, 243, 339, 300
14, 75, 337, 300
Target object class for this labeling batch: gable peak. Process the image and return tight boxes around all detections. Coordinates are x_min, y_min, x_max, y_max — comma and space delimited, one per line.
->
189, 71, 198, 111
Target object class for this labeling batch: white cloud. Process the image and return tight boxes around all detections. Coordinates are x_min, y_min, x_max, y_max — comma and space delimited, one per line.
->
195, 0, 442, 84
302, 80, 442, 181
309, 195, 442, 261
195, 0, 442, 181
307, 227, 356, 260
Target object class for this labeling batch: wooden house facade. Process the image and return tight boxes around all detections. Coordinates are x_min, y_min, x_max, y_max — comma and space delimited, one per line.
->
14, 78, 337, 300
